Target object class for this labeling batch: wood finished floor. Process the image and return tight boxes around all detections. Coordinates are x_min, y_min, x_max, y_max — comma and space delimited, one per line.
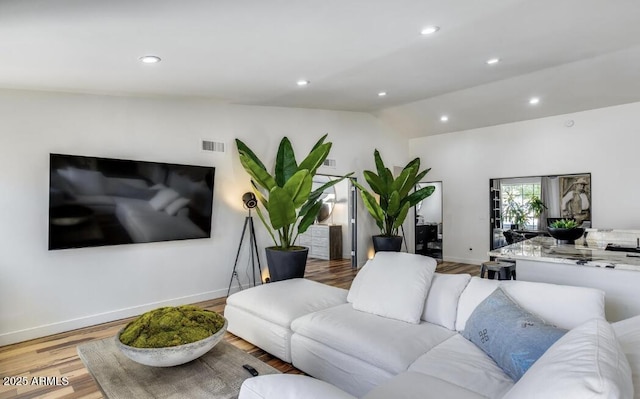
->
0, 258, 478, 399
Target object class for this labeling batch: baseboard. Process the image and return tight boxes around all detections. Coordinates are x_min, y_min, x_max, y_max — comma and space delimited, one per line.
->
442, 256, 482, 265
0, 287, 232, 347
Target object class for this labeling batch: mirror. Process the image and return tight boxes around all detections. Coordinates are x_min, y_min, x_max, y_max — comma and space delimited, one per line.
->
489, 173, 591, 249
312, 175, 337, 223
415, 181, 443, 261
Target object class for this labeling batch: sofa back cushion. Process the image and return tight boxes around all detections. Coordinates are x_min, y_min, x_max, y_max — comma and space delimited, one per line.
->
456, 277, 605, 332
349, 252, 436, 324
502, 318, 633, 399
422, 273, 471, 330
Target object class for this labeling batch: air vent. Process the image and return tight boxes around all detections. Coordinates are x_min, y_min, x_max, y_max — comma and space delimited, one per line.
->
201, 140, 225, 153
322, 158, 336, 168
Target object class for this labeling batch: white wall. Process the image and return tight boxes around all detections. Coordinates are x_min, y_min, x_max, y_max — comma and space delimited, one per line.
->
409, 102, 640, 264
0, 89, 407, 345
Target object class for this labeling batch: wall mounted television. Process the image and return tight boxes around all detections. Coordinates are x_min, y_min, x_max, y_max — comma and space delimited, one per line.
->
49, 153, 215, 250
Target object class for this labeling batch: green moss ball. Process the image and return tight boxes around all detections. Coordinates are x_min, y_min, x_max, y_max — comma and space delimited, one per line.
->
119, 306, 226, 348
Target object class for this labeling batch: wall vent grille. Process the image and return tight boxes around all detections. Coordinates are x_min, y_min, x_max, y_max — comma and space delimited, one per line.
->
323, 158, 336, 168
202, 140, 225, 153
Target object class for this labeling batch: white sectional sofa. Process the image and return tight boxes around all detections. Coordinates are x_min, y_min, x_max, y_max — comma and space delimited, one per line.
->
225, 252, 639, 399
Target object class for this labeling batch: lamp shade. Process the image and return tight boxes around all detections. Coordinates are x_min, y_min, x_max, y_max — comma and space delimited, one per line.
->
242, 192, 257, 209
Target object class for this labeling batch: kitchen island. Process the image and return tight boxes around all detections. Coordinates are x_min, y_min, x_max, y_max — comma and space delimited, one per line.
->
489, 229, 640, 321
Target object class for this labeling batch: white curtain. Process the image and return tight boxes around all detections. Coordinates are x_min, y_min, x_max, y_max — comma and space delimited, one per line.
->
543, 176, 561, 222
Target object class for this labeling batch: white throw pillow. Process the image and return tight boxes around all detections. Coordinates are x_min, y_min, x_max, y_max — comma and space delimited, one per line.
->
350, 252, 436, 324
422, 273, 471, 330
502, 318, 633, 399
148, 188, 180, 211
164, 197, 190, 216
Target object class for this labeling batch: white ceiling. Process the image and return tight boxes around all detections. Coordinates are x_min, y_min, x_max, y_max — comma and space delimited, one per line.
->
1, 0, 639, 137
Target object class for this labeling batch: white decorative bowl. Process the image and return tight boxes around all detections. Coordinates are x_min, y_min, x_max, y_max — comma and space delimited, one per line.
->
115, 318, 228, 367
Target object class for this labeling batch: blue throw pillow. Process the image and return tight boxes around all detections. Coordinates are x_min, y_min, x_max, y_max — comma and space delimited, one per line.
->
462, 287, 567, 381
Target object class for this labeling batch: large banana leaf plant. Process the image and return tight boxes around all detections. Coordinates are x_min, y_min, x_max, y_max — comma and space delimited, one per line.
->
236, 134, 352, 250
352, 150, 435, 237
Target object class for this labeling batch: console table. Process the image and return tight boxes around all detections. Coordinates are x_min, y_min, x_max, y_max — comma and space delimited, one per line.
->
298, 224, 343, 260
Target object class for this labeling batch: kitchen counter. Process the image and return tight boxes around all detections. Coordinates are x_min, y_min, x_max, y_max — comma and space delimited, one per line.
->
488, 229, 640, 321
488, 235, 640, 271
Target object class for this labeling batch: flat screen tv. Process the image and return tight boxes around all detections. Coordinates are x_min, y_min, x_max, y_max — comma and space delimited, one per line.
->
49, 153, 215, 250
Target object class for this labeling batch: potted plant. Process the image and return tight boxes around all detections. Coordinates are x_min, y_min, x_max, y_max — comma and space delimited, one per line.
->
352, 150, 434, 252
526, 196, 547, 227
502, 191, 528, 230
548, 218, 584, 243
236, 134, 351, 281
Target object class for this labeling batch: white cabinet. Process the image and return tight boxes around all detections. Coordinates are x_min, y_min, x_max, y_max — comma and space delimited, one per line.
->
298, 224, 342, 260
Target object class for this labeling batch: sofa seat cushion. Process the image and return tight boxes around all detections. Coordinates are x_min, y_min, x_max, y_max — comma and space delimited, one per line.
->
362, 372, 489, 399
290, 334, 395, 397
239, 375, 356, 399
503, 318, 633, 399
226, 278, 348, 328
225, 279, 348, 362
291, 303, 454, 374
409, 334, 514, 398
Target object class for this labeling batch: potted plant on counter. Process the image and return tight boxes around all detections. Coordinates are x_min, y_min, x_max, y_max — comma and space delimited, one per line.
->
547, 219, 584, 243
236, 134, 351, 281
352, 150, 434, 252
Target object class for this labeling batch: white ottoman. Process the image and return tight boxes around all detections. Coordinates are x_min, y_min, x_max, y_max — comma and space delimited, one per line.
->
225, 278, 348, 362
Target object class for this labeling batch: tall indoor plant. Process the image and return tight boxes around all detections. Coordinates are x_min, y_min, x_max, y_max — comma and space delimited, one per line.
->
352, 150, 435, 252
236, 134, 351, 281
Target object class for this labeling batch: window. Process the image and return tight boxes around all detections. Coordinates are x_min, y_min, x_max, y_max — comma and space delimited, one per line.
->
501, 182, 542, 230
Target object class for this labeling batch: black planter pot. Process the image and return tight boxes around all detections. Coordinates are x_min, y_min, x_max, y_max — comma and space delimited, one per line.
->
547, 227, 585, 243
372, 235, 403, 252
265, 246, 309, 282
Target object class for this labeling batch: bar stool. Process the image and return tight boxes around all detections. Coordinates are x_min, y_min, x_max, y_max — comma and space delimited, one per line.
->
480, 260, 516, 280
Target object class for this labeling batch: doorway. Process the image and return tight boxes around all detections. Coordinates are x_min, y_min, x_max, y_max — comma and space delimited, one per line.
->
414, 181, 443, 261
298, 174, 357, 268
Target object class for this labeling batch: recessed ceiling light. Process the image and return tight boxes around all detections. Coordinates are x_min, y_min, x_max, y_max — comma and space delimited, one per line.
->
296, 80, 310, 86
420, 26, 440, 35
440, 115, 449, 122
486, 58, 500, 65
139, 55, 161, 64
529, 97, 540, 105
378, 91, 387, 97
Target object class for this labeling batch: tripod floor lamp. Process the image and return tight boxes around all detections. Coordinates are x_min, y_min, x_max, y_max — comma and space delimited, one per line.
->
227, 192, 263, 296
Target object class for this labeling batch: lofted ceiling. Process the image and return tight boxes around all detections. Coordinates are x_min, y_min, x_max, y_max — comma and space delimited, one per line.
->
1, 0, 639, 137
